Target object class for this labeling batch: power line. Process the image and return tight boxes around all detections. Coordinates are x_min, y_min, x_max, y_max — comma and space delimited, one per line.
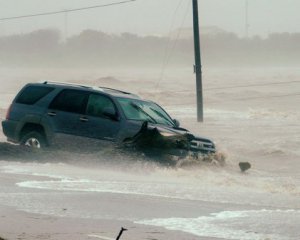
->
207, 92, 300, 104
155, 0, 191, 90
166, 80, 300, 93
205, 80, 300, 91
245, 0, 249, 38
165, 92, 300, 107
155, 0, 185, 89
0, 0, 137, 21
232, 92, 300, 101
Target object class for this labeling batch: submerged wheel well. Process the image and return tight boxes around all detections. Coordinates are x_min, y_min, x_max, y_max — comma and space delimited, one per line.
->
20, 123, 46, 140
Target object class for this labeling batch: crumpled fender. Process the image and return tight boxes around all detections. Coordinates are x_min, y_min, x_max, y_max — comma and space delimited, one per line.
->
123, 121, 190, 151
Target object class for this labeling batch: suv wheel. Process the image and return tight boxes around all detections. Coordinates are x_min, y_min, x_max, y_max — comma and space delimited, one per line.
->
21, 131, 46, 149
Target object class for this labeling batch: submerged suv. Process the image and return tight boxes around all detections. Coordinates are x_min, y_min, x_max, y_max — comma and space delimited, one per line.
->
2, 82, 216, 159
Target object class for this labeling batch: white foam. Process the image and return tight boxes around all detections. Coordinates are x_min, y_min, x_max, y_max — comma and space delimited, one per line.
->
16, 175, 300, 209
1, 164, 71, 181
136, 209, 300, 240
88, 235, 114, 240
2, 163, 300, 208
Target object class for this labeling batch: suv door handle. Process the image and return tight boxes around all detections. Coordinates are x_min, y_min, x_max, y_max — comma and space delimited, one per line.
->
80, 116, 89, 122
48, 112, 57, 117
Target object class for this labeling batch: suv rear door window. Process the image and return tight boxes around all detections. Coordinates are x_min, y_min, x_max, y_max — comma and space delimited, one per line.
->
49, 89, 88, 114
86, 94, 116, 118
16, 86, 54, 105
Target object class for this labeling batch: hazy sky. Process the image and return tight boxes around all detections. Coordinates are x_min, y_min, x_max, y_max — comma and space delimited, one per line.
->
0, 0, 299, 38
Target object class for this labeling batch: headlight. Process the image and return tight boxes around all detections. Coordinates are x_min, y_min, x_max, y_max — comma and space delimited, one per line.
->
159, 131, 177, 137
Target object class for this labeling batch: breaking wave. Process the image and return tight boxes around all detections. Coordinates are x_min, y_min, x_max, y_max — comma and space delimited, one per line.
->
136, 209, 300, 240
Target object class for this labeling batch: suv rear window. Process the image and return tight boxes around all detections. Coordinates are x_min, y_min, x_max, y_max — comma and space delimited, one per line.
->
16, 86, 54, 105
49, 89, 88, 114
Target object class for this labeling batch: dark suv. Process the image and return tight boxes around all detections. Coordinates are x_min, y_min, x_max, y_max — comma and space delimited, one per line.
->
2, 82, 216, 159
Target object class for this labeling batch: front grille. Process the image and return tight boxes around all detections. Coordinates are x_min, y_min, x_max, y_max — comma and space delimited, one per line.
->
190, 139, 215, 153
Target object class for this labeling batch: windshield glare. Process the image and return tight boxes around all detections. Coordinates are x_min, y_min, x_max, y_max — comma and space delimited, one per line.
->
117, 97, 175, 126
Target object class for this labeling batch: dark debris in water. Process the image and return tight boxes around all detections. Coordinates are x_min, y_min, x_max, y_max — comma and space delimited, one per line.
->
239, 162, 252, 172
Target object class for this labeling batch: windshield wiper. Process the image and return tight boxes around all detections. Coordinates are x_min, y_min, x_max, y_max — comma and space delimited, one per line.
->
130, 102, 157, 124
150, 107, 174, 126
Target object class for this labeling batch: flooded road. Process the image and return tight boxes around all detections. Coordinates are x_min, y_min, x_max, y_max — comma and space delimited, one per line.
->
0, 67, 299, 239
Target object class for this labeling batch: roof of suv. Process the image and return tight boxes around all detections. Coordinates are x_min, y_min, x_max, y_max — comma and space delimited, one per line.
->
41, 81, 141, 100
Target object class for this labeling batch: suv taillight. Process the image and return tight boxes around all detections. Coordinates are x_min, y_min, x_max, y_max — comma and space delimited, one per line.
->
6, 104, 12, 120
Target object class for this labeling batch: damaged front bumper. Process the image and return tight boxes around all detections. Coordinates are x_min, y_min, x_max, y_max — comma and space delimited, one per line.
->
122, 122, 216, 160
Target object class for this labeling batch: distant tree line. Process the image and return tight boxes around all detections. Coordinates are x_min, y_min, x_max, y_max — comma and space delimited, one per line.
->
0, 28, 299, 67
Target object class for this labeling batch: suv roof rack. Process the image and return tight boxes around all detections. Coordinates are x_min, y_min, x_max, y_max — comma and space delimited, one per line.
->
99, 87, 131, 95
99, 87, 140, 98
41, 81, 139, 97
42, 81, 93, 89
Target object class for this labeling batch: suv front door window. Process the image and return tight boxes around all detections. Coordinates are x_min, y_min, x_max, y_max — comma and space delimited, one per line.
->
77, 93, 121, 142
86, 94, 116, 118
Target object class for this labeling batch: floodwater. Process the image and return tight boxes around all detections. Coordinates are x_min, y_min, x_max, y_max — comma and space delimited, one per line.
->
0, 67, 299, 240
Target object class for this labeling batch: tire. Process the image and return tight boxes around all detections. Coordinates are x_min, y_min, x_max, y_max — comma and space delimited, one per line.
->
20, 131, 47, 149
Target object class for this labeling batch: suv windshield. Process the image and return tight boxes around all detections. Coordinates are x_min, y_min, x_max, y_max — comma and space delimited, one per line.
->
117, 97, 175, 127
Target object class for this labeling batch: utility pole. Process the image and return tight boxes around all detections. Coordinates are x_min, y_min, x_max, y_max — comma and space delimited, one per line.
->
192, 0, 203, 122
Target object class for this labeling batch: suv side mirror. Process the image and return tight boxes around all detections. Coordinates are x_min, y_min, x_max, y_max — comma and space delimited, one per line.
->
103, 108, 119, 121
173, 119, 180, 127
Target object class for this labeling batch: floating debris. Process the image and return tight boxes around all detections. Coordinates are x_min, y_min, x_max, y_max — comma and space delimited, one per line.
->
239, 162, 251, 172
